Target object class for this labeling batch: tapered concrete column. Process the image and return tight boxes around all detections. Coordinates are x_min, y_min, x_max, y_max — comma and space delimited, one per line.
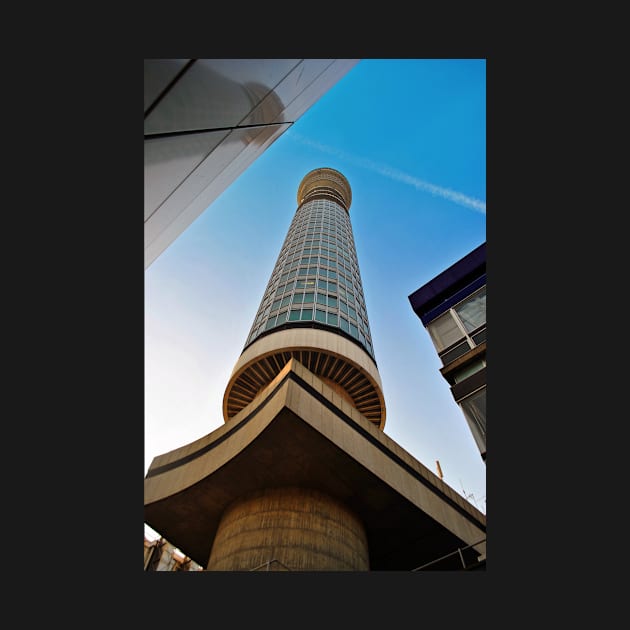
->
206, 487, 369, 571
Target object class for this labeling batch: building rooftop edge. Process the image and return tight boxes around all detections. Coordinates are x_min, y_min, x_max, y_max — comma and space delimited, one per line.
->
408, 242, 486, 318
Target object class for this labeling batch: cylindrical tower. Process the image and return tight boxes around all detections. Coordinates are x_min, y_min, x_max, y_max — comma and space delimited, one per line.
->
206, 487, 369, 571
223, 167, 386, 428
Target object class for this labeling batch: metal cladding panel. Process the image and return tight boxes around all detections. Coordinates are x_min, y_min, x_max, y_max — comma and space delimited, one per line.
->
144, 59, 359, 268
144, 59, 301, 134
250, 59, 360, 126
145, 122, 290, 268
144, 129, 229, 222
144, 59, 190, 113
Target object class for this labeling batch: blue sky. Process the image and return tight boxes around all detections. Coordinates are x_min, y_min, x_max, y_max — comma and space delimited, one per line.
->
145, 59, 486, 533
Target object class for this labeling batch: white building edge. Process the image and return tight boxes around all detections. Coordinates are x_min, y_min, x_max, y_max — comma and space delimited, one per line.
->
145, 59, 360, 269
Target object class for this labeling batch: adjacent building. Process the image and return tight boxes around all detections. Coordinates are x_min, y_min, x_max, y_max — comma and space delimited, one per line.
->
408, 242, 486, 462
144, 59, 359, 269
144, 535, 203, 571
144, 169, 486, 570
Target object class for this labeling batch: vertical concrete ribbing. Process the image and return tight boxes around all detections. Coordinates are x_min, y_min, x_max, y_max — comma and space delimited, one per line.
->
206, 487, 369, 571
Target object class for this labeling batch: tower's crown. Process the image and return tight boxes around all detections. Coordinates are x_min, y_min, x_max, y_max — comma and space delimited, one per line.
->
297, 167, 352, 211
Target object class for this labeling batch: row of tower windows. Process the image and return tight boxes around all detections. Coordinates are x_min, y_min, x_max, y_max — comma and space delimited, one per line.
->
289, 229, 353, 252
279, 237, 357, 266
275, 237, 360, 280
274, 266, 356, 295
255, 290, 371, 343
292, 200, 349, 218
290, 216, 351, 234
297, 219, 349, 235
250, 277, 372, 342
257, 275, 368, 326
290, 212, 353, 245
276, 278, 334, 300
282, 207, 358, 263
289, 215, 353, 236
268, 287, 365, 322
280, 266, 338, 282
268, 290, 363, 322
274, 255, 359, 288
274, 271, 363, 300
259, 306, 372, 354
295, 247, 352, 263
263, 255, 368, 328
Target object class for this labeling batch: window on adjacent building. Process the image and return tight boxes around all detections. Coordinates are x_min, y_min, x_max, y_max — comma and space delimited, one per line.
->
428, 311, 463, 351
460, 386, 486, 454
455, 287, 486, 333
426, 286, 486, 366
452, 358, 486, 383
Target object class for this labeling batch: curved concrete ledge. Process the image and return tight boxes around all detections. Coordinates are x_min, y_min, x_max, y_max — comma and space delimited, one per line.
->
223, 326, 386, 428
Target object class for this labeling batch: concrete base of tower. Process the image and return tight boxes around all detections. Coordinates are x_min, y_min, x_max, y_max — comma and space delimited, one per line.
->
206, 486, 369, 571
145, 358, 486, 570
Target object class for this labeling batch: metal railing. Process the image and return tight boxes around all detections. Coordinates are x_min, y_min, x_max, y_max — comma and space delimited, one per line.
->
249, 558, 292, 571
411, 538, 486, 571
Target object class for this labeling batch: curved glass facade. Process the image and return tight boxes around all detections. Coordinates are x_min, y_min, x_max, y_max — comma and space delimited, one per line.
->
243, 169, 376, 362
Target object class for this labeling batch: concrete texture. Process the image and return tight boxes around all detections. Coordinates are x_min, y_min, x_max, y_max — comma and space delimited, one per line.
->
145, 359, 486, 570
207, 486, 369, 571
224, 326, 385, 428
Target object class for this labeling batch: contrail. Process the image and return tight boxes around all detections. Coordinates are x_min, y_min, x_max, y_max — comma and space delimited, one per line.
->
288, 131, 486, 215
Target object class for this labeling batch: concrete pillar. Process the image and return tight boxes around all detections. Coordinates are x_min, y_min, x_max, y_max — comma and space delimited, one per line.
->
206, 486, 369, 571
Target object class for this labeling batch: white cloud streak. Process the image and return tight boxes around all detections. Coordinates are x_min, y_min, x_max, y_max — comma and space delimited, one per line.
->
289, 131, 486, 215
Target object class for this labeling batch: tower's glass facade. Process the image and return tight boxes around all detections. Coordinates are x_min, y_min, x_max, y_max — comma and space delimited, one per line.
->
244, 168, 375, 360
223, 167, 385, 429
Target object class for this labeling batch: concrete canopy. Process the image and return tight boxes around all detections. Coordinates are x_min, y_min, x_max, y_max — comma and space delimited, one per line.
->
145, 359, 486, 570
